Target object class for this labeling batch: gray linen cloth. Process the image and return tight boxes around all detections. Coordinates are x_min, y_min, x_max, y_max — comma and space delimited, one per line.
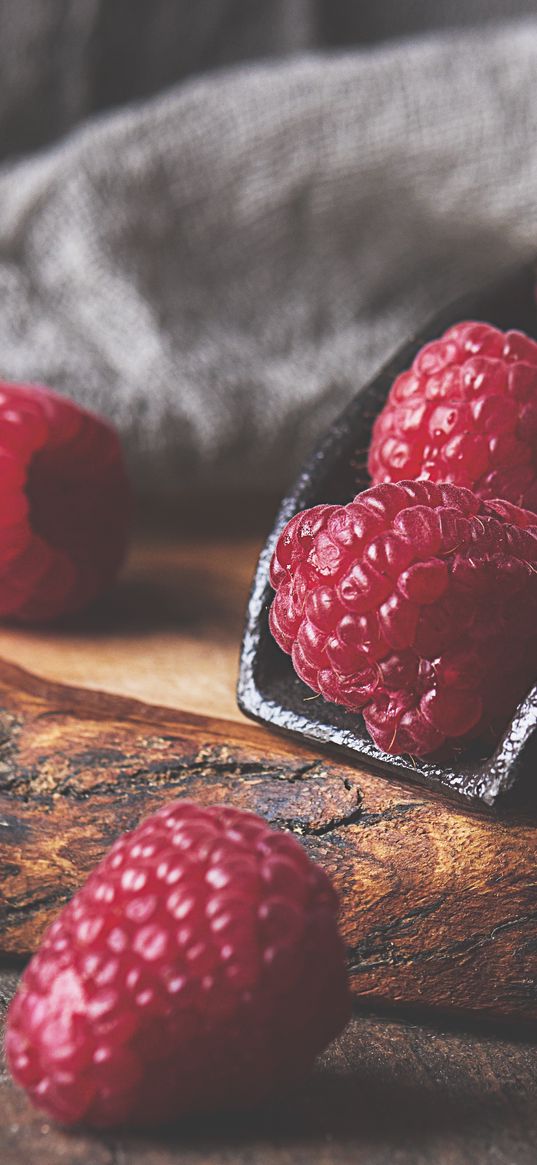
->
1, 21, 537, 495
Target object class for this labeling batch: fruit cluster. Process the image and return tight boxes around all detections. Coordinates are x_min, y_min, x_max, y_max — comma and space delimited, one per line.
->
3, 382, 351, 1133
5, 322, 537, 1134
269, 322, 537, 759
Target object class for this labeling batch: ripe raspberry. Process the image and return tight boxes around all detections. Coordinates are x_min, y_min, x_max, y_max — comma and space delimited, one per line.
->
0, 380, 130, 623
368, 322, 537, 512
6, 801, 350, 1128
269, 481, 537, 758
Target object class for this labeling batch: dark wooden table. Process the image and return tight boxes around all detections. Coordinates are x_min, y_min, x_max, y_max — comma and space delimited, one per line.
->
1, 519, 536, 1164
2, 975, 537, 1165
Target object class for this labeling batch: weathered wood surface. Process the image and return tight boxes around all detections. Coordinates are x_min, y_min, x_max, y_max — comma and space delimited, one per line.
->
0, 528, 265, 724
1, 971, 537, 1165
0, 659, 536, 1022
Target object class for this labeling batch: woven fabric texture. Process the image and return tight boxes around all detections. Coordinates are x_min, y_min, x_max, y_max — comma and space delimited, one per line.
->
0, 20, 536, 494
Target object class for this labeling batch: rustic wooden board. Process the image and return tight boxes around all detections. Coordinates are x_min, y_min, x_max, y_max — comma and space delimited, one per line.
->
0, 531, 264, 724
1, 991, 537, 1165
0, 659, 536, 1022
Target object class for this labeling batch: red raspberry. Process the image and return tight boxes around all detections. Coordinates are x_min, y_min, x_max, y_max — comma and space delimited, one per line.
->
6, 801, 350, 1128
0, 380, 130, 623
368, 322, 537, 512
269, 481, 537, 758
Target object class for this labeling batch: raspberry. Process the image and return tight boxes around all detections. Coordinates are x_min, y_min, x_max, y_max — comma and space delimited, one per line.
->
269, 481, 537, 758
6, 801, 350, 1128
0, 380, 130, 623
368, 322, 537, 512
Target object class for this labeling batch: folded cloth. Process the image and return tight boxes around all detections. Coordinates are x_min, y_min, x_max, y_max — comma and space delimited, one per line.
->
0, 22, 536, 496
0, 0, 315, 161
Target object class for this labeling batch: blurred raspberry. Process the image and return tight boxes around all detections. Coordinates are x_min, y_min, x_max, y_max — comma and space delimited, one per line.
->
0, 380, 130, 622
368, 322, 537, 513
269, 481, 537, 757
6, 800, 350, 1128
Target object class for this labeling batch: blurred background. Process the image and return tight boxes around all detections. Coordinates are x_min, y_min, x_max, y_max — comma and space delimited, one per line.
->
1, 2, 536, 506
2, 1, 536, 156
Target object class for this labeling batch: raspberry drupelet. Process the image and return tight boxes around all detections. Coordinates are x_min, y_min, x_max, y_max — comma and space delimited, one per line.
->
6, 801, 351, 1128
269, 481, 537, 758
0, 380, 130, 622
368, 322, 537, 513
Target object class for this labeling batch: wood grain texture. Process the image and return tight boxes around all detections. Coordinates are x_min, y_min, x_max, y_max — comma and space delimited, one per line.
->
0, 525, 536, 1165
0, 660, 536, 1022
1, 974, 537, 1165
0, 533, 262, 723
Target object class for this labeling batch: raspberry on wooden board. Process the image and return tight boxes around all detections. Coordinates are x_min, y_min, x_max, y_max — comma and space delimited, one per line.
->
0, 380, 130, 623
6, 801, 351, 1129
368, 322, 537, 512
269, 481, 537, 758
